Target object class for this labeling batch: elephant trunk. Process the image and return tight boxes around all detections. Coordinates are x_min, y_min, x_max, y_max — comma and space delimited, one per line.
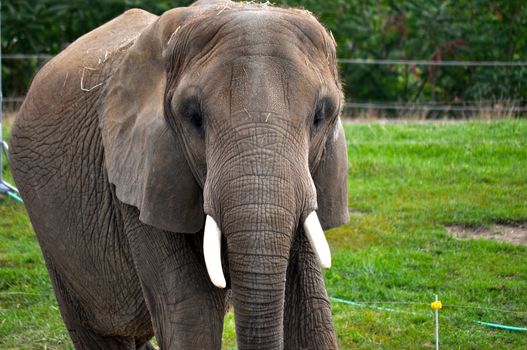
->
226, 171, 300, 349
201, 113, 335, 348
204, 145, 306, 349
203, 200, 332, 349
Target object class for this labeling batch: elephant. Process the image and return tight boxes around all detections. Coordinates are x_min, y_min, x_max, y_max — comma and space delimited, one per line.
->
9, 0, 349, 349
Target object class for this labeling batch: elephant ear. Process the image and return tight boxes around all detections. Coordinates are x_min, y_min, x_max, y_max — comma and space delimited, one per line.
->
99, 10, 204, 233
313, 120, 350, 230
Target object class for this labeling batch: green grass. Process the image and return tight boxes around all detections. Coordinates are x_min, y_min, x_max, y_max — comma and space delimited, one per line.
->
1, 115, 73, 349
1, 119, 527, 349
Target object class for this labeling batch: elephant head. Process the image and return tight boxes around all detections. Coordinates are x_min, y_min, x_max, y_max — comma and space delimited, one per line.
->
99, 1, 348, 348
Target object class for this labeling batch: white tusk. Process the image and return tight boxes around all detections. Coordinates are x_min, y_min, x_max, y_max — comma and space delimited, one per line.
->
203, 215, 226, 288
303, 211, 332, 268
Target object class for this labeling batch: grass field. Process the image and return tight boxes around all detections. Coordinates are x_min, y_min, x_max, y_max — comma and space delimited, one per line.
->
1, 118, 527, 349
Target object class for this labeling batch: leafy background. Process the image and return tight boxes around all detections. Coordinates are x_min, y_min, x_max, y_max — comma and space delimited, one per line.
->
2, 0, 527, 114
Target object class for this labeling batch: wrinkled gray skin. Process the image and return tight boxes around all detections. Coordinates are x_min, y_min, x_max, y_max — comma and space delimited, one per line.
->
9, 1, 349, 349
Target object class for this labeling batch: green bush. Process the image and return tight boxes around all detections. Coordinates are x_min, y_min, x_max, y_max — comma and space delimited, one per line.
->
2, 0, 527, 113
1, 0, 192, 97
275, 0, 527, 106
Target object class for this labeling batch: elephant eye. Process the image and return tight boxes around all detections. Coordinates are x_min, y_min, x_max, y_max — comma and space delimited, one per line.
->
182, 97, 204, 135
312, 96, 336, 131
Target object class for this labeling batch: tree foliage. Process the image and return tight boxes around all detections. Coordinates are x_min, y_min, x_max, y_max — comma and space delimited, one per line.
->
1, 0, 192, 96
275, 0, 527, 106
2, 0, 527, 114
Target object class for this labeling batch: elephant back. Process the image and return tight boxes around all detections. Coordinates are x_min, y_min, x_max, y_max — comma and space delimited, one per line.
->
9, 9, 157, 199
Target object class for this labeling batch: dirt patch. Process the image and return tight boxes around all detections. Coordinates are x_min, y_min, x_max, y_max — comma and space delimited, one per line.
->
446, 224, 527, 245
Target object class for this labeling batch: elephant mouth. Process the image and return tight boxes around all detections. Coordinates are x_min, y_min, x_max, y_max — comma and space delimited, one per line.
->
202, 212, 331, 289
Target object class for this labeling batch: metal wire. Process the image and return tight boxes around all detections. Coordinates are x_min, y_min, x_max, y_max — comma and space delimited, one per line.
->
4, 54, 527, 67
3, 54, 53, 60
338, 58, 527, 67
343, 102, 527, 112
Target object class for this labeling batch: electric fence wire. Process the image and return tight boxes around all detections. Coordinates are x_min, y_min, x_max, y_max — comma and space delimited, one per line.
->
330, 296, 527, 332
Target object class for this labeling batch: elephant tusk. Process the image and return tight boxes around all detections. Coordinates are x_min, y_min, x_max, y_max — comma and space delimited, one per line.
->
303, 211, 332, 268
203, 215, 226, 288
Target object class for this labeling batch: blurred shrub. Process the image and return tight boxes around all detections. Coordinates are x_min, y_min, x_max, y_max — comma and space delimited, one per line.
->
2, 0, 527, 112
1, 0, 192, 97
275, 0, 527, 106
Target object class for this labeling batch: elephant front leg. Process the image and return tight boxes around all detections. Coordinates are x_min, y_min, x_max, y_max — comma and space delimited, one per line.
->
123, 207, 229, 350
284, 231, 338, 350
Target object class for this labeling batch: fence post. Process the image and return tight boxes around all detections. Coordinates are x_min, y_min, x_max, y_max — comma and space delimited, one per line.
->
431, 294, 443, 350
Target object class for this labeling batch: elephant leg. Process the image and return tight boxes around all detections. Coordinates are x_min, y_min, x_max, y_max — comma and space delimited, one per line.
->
68, 329, 134, 350
284, 231, 338, 350
122, 206, 229, 350
45, 259, 138, 350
